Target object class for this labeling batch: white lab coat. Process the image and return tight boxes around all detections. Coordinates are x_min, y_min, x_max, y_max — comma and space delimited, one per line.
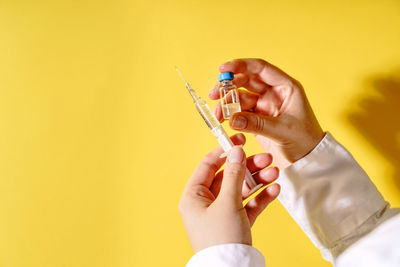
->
186, 133, 400, 267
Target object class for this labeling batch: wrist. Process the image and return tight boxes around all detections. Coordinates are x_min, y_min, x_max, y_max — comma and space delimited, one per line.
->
255, 130, 326, 169
292, 130, 326, 163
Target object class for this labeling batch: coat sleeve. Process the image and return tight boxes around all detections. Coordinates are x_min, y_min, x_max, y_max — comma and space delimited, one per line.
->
336, 213, 400, 267
277, 132, 399, 262
186, 244, 265, 267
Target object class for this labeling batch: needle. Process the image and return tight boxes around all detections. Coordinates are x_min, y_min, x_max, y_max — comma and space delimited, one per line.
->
175, 66, 191, 89
175, 66, 199, 101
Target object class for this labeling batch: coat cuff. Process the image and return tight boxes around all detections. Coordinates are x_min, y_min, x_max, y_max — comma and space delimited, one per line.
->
186, 244, 265, 267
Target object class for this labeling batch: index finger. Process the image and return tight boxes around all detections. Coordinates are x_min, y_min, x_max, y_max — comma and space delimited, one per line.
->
219, 58, 294, 87
186, 134, 246, 189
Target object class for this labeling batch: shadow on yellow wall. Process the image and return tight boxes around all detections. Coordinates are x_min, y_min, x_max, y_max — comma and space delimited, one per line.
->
347, 70, 400, 190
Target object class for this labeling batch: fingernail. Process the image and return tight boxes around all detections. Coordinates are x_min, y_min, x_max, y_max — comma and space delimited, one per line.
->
228, 146, 244, 163
231, 115, 247, 129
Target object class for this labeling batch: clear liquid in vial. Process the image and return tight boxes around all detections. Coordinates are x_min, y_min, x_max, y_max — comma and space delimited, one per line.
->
219, 72, 241, 119
222, 102, 241, 118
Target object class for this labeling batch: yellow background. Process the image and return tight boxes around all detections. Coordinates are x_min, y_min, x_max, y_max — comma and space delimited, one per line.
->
1, 0, 400, 266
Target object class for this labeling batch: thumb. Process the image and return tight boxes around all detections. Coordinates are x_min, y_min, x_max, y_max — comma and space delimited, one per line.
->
219, 146, 246, 205
229, 112, 282, 141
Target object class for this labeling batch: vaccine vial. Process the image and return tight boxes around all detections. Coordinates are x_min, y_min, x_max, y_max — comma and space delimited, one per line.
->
218, 72, 241, 119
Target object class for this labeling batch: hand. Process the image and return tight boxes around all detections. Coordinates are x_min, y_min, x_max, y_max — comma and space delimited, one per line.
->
209, 58, 325, 169
178, 134, 280, 253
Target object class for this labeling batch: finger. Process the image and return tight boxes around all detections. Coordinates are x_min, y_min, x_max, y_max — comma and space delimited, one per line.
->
187, 134, 246, 189
245, 183, 281, 226
242, 166, 279, 200
219, 58, 294, 87
209, 73, 269, 97
211, 153, 269, 197
211, 154, 274, 198
209, 73, 251, 98
213, 90, 258, 123
208, 82, 220, 100
245, 153, 273, 173
229, 112, 284, 142
253, 167, 279, 185
241, 153, 274, 199
238, 90, 259, 111
233, 73, 270, 94
210, 171, 223, 197
218, 146, 246, 205
213, 101, 224, 122
241, 153, 274, 198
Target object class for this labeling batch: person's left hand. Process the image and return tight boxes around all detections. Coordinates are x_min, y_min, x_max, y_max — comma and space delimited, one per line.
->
179, 134, 280, 253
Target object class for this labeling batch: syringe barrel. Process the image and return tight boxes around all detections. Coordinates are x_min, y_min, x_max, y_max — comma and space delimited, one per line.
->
211, 125, 234, 151
194, 98, 260, 191
211, 126, 258, 189
195, 100, 221, 130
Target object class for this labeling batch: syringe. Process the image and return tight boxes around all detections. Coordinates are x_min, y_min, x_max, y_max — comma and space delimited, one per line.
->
176, 67, 263, 195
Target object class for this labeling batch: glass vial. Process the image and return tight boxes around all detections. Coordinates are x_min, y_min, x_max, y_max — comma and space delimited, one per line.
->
218, 72, 241, 119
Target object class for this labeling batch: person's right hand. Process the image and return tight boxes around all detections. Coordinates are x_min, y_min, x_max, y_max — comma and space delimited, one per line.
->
209, 58, 325, 169
179, 134, 280, 253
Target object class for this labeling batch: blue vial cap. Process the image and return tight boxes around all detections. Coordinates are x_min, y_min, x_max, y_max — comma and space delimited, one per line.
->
218, 72, 234, 82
